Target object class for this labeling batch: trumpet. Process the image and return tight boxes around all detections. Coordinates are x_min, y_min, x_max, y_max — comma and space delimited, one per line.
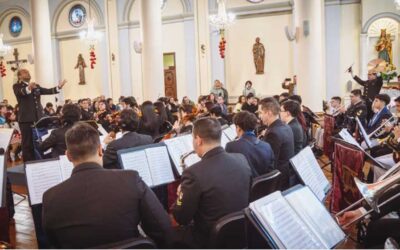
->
367, 116, 398, 139
180, 150, 195, 171
335, 161, 400, 228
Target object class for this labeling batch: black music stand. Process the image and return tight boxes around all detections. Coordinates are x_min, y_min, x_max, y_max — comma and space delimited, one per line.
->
32, 116, 61, 160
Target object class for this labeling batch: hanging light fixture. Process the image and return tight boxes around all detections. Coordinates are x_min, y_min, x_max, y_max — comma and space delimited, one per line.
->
395, 0, 400, 10
0, 34, 11, 57
80, 0, 101, 69
209, 0, 236, 31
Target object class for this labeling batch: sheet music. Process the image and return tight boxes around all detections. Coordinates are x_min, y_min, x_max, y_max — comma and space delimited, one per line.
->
339, 129, 361, 148
97, 123, 108, 136
285, 186, 345, 248
356, 117, 372, 148
290, 147, 330, 201
41, 129, 54, 142
0, 155, 4, 207
120, 150, 153, 186
164, 137, 189, 175
0, 128, 14, 151
145, 147, 175, 186
251, 191, 324, 249
25, 160, 63, 205
221, 132, 231, 149
59, 155, 74, 180
223, 126, 237, 141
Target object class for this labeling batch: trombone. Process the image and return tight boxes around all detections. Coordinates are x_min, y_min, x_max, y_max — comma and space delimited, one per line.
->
335, 161, 400, 228
367, 116, 398, 139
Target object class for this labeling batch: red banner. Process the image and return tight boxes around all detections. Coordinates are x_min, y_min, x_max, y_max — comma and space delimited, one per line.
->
331, 141, 365, 213
323, 115, 335, 160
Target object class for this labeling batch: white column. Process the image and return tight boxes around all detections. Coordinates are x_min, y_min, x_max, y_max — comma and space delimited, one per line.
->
293, 0, 326, 112
30, 0, 55, 105
105, 0, 121, 100
360, 33, 369, 80
194, 0, 212, 95
140, 0, 164, 101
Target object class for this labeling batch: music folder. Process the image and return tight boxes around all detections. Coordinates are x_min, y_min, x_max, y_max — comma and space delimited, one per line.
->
164, 134, 201, 176
247, 185, 345, 249
0, 128, 14, 207
290, 146, 331, 201
117, 143, 175, 187
25, 156, 74, 205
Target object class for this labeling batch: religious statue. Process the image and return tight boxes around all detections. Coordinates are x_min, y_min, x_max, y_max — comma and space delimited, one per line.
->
253, 37, 265, 74
375, 29, 393, 65
75, 54, 87, 85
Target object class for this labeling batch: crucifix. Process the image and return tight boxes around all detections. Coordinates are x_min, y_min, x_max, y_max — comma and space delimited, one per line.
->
6, 48, 27, 72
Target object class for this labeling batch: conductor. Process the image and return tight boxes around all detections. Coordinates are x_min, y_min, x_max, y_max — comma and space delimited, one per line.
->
13, 69, 67, 162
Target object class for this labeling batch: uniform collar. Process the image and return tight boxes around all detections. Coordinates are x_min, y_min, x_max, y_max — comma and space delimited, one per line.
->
201, 146, 224, 160
71, 162, 103, 176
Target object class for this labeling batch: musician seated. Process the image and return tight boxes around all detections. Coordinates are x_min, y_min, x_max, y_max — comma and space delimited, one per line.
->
103, 109, 153, 169
95, 100, 112, 132
42, 123, 174, 248
340, 89, 368, 135
259, 97, 294, 189
209, 105, 228, 126
216, 96, 228, 115
78, 98, 94, 121
225, 111, 275, 177
138, 101, 161, 139
241, 93, 258, 115
367, 94, 392, 135
39, 104, 81, 158
338, 185, 400, 248
172, 118, 252, 248
280, 100, 306, 154
121, 96, 138, 110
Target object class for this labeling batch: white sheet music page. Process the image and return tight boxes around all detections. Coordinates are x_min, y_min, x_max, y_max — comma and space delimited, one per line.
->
120, 150, 153, 186
145, 146, 175, 186
251, 191, 324, 249
220, 132, 231, 149
285, 186, 345, 248
59, 155, 74, 180
290, 147, 330, 201
356, 117, 372, 147
0, 155, 4, 206
41, 129, 54, 142
223, 126, 237, 141
339, 129, 361, 148
0, 128, 14, 151
164, 136, 188, 175
25, 160, 63, 205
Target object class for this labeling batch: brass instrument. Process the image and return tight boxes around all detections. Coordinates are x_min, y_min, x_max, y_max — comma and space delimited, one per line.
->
367, 116, 398, 139
180, 150, 195, 171
335, 161, 400, 228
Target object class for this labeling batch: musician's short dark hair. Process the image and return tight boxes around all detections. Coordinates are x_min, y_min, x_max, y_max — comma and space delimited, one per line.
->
210, 105, 222, 117
246, 93, 255, 99
66, 122, 100, 161
395, 96, 400, 103
280, 92, 289, 98
375, 94, 391, 105
260, 97, 280, 116
288, 95, 302, 104
233, 111, 258, 132
119, 109, 139, 132
62, 104, 81, 125
282, 100, 301, 118
245, 80, 252, 87
193, 117, 221, 143
122, 96, 137, 108
351, 89, 362, 97
46, 102, 53, 108
331, 96, 342, 103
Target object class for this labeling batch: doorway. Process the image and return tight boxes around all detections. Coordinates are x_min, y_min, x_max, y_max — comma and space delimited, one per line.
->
163, 52, 177, 99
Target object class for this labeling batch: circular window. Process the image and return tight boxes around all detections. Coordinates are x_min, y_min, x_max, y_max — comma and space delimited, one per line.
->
9, 16, 22, 37
69, 4, 86, 28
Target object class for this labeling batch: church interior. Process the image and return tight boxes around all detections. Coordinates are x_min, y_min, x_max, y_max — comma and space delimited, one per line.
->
0, 0, 400, 249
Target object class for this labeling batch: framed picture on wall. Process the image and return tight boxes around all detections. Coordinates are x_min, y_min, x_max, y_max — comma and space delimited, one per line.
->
69, 4, 86, 28
9, 16, 22, 37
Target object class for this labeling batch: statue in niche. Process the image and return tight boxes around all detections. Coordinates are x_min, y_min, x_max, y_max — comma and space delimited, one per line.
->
375, 29, 393, 65
74, 53, 87, 85
253, 37, 265, 74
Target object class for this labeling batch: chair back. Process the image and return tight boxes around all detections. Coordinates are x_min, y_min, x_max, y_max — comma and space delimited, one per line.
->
209, 211, 246, 249
250, 170, 281, 202
90, 237, 157, 249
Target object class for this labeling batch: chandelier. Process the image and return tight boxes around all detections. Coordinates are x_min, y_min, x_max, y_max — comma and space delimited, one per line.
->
79, 18, 102, 45
0, 34, 11, 57
395, 0, 400, 10
209, 0, 235, 31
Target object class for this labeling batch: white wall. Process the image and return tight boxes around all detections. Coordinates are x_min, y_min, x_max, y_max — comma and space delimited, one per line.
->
224, 13, 293, 98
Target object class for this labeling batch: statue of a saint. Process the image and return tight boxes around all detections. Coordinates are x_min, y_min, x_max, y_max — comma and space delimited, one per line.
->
75, 54, 87, 85
375, 29, 393, 65
253, 37, 265, 74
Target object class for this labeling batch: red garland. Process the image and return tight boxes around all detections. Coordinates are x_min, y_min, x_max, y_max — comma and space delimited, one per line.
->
0, 60, 6, 78
89, 46, 97, 69
219, 37, 226, 59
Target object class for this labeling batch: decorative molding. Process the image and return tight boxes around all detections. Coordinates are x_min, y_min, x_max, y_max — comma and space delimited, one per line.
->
118, 13, 194, 29
3, 36, 31, 45
362, 12, 400, 34
210, 1, 293, 17
51, 26, 106, 40
324, 0, 361, 6
51, 0, 104, 35
0, 5, 31, 26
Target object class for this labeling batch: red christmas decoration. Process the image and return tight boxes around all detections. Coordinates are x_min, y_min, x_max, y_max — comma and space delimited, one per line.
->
89, 46, 97, 69
218, 34, 226, 59
0, 60, 6, 78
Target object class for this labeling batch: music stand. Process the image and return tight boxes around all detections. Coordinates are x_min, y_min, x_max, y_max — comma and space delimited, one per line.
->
32, 116, 61, 160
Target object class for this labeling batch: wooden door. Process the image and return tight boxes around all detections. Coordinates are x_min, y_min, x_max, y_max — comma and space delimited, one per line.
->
163, 53, 177, 99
